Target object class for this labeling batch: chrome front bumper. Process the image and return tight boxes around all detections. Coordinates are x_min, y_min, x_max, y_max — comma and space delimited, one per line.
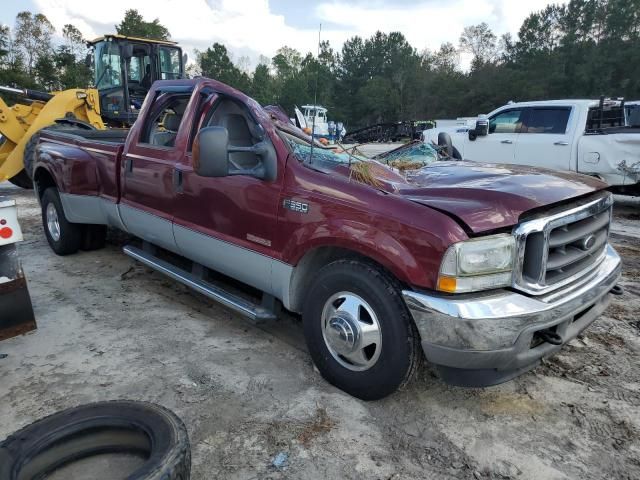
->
403, 244, 622, 387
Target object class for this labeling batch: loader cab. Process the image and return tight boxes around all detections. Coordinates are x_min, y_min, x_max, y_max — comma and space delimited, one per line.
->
89, 34, 185, 126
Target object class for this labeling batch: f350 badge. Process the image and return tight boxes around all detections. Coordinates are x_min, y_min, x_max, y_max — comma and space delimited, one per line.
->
283, 199, 309, 214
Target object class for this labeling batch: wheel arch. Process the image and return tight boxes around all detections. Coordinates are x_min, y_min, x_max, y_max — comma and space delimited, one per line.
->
33, 166, 58, 202
287, 245, 407, 314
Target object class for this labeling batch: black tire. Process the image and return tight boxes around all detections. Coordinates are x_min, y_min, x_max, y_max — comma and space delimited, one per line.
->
303, 260, 421, 400
452, 146, 462, 160
0, 400, 191, 480
7, 170, 33, 189
437, 132, 454, 157
41, 187, 83, 255
82, 224, 108, 251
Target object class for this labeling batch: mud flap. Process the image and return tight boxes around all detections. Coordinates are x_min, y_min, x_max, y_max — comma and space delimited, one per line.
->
0, 243, 36, 341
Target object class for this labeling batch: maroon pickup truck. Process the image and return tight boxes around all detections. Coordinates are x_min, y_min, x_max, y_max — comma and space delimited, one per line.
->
32, 78, 622, 400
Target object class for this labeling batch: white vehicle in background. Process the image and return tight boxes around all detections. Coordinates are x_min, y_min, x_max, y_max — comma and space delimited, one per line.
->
301, 105, 330, 137
423, 99, 640, 194
294, 105, 346, 142
432, 117, 476, 128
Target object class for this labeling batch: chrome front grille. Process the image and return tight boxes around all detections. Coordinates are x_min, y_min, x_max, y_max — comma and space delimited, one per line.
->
513, 193, 613, 295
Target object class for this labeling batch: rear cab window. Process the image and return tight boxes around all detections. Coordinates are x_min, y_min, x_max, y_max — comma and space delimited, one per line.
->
139, 90, 192, 149
522, 108, 571, 134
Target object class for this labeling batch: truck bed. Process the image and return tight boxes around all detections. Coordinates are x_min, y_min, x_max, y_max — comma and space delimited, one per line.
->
38, 128, 128, 201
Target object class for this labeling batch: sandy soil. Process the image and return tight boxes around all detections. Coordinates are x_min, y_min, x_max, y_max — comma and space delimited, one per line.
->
1, 181, 638, 480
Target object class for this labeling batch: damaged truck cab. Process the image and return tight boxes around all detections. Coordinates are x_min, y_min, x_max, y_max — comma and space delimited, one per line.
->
32, 78, 622, 400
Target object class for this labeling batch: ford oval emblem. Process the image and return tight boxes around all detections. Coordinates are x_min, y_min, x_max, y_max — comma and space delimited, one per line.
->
581, 234, 596, 251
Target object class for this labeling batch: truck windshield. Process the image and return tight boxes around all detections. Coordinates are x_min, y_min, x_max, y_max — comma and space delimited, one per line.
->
282, 132, 366, 168
94, 42, 122, 90
159, 47, 182, 80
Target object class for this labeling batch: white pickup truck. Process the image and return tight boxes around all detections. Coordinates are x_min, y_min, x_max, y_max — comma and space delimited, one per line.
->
423, 99, 640, 194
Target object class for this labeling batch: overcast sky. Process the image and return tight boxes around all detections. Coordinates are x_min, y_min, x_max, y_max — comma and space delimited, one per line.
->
2, 0, 563, 69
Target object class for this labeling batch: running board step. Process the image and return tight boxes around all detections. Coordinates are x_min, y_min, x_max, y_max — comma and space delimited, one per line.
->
123, 245, 277, 323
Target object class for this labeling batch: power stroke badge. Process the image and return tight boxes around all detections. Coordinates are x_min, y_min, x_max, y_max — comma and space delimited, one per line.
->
283, 199, 309, 214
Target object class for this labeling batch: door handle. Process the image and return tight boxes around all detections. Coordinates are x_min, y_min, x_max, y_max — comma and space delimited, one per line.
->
554, 141, 569, 146
173, 168, 183, 193
501, 140, 513, 144
124, 157, 133, 174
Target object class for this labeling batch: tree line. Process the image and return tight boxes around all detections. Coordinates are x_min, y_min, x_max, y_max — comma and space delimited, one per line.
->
1, 0, 639, 129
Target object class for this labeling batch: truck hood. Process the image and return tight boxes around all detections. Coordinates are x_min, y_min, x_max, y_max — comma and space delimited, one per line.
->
391, 161, 606, 234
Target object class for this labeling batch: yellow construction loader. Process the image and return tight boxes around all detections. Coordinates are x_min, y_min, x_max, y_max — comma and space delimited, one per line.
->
0, 34, 186, 188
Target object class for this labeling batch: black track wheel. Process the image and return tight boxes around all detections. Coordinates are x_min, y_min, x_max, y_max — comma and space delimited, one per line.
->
0, 400, 191, 480
41, 187, 83, 255
303, 259, 421, 400
7, 170, 33, 189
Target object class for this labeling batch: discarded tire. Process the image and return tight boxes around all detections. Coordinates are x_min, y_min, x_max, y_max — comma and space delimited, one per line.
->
0, 401, 191, 480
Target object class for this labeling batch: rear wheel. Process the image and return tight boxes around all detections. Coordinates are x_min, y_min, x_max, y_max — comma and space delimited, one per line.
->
303, 259, 421, 400
41, 187, 83, 255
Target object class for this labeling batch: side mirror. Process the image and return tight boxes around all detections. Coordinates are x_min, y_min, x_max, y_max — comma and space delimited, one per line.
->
193, 127, 229, 177
469, 117, 489, 141
122, 44, 134, 60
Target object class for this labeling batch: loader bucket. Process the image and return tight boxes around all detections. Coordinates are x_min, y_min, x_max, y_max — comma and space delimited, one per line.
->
0, 243, 36, 341
0, 88, 103, 186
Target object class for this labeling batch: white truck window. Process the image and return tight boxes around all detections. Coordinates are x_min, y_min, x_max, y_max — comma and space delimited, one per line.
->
489, 110, 523, 134
523, 108, 571, 134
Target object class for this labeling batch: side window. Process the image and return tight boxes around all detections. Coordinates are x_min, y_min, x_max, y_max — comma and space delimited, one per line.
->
159, 47, 182, 80
139, 93, 191, 148
201, 99, 262, 169
489, 109, 523, 134
524, 108, 571, 134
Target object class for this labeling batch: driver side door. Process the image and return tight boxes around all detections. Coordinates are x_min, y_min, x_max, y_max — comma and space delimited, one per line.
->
171, 96, 284, 295
464, 108, 523, 164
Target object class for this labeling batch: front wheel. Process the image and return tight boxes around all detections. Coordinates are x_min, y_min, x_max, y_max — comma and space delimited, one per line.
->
303, 260, 421, 400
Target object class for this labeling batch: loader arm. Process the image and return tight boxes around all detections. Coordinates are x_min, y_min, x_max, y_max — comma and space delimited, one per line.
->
0, 88, 104, 184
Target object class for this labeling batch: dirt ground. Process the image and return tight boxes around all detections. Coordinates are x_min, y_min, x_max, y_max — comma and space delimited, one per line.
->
1, 180, 639, 480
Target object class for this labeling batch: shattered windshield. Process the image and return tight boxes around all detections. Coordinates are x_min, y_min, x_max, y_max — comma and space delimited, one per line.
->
288, 141, 368, 167
375, 141, 439, 170
281, 131, 447, 190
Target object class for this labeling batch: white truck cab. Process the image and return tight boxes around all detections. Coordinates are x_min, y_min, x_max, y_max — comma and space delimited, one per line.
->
424, 99, 640, 192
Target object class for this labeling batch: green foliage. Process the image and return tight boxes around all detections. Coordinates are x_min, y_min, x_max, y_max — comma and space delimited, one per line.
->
250, 63, 276, 105
56, 24, 91, 89
460, 22, 498, 69
14, 11, 55, 76
196, 43, 251, 92
115, 9, 171, 40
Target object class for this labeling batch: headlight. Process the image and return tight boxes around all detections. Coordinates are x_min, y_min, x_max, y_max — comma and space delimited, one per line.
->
438, 234, 515, 293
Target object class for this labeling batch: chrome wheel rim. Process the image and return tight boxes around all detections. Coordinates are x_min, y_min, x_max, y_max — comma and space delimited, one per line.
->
321, 292, 382, 372
46, 202, 61, 241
